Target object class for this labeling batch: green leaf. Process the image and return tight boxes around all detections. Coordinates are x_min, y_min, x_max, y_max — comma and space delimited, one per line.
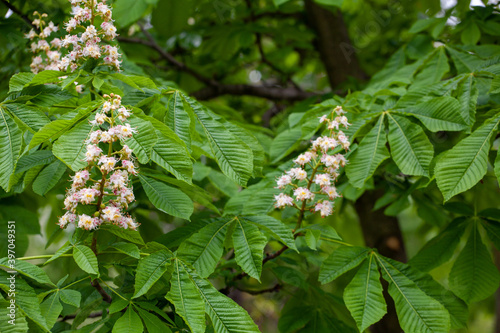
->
44, 242, 72, 265
15, 150, 54, 174
304, 229, 322, 250
482, 219, 500, 251
133, 249, 173, 298
461, 21, 481, 45
8, 72, 34, 93
449, 225, 500, 303
377, 255, 451, 333
52, 119, 99, 171
344, 254, 387, 332
319, 246, 370, 284
242, 215, 297, 251
346, 115, 389, 188
177, 218, 234, 277
270, 127, 303, 163
446, 46, 484, 74
139, 174, 193, 220
183, 94, 254, 186
112, 307, 144, 333
28, 70, 66, 86
148, 116, 193, 184
0, 259, 54, 286
165, 90, 192, 149
0, 107, 22, 191
40, 292, 62, 329
409, 217, 467, 271
232, 219, 267, 281
32, 159, 67, 196
176, 259, 261, 333
456, 74, 478, 126
387, 113, 433, 177
110, 298, 130, 314
59, 289, 81, 308
111, 242, 141, 259
9, 276, 50, 331
413, 47, 449, 87
73, 245, 99, 275
135, 305, 172, 333
435, 113, 500, 201
113, 0, 149, 28
28, 101, 100, 149
166, 259, 206, 333
405, 96, 468, 132
119, 115, 158, 164
3, 104, 50, 132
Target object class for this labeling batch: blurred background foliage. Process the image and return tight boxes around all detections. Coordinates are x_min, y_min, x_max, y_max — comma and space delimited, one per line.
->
1, 0, 500, 332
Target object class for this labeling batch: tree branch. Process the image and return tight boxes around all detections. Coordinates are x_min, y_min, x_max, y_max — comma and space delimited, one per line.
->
238, 283, 282, 295
0, 0, 36, 29
118, 31, 316, 101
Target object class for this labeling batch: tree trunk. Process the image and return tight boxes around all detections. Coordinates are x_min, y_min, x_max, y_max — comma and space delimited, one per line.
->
304, 0, 367, 88
354, 189, 407, 333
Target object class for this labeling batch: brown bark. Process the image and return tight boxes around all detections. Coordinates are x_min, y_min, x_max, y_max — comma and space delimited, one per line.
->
354, 189, 407, 333
304, 0, 367, 88
495, 249, 500, 333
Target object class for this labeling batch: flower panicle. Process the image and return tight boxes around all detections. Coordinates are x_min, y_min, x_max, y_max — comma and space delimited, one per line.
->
58, 93, 139, 231
26, 0, 122, 74
273, 105, 350, 218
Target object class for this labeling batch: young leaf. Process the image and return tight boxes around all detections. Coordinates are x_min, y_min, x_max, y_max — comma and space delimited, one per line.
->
138, 174, 193, 220
109, 298, 130, 314
40, 292, 63, 329
166, 259, 206, 333
0, 107, 22, 191
73, 245, 99, 275
435, 112, 500, 201
344, 254, 387, 332
304, 229, 322, 250
346, 115, 389, 188
32, 159, 67, 196
133, 249, 173, 299
387, 113, 433, 177
177, 217, 234, 277
59, 289, 81, 308
319, 246, 370, 284
112, 307, 144, 333
377, 255, 451, 333
449, 225, 500, 303
232, 219, 267, 281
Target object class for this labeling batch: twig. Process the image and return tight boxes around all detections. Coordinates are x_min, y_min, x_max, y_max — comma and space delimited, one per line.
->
60, 310, 104, 321
238, 283, 282, 295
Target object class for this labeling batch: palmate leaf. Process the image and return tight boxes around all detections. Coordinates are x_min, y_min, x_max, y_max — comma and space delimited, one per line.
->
177, 259, 261, 333
138, 174, 193, 220
182, 94, 254, 186
40, 292, 63, 329
344, 254, 386, 333
232, 219, 267, 281
319, 246, 370, 284
15, 150, 55, 174
135, 305, 172, 333
346, 115, 390, 188
377, 256, 451, 333
133, 249, 173, 299
412, 46, 450, 88
405, 96, 468, 132
166, 259, 206, 333
242, 215, 297, 251
409, 217, 467, 272
456, 74, 478, 126
435, 112, 500, 201
387, 113, 433, 177
0, 259, 54, 286
177, 217, 234, 277
449, 225, 500, 303
0, 107, 22, 191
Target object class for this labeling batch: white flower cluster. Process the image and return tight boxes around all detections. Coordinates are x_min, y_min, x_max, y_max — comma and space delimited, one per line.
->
26, 0, 121, 73
58, 94, 139, 231
26, 12, 61, 73
274, 106, 350, 218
